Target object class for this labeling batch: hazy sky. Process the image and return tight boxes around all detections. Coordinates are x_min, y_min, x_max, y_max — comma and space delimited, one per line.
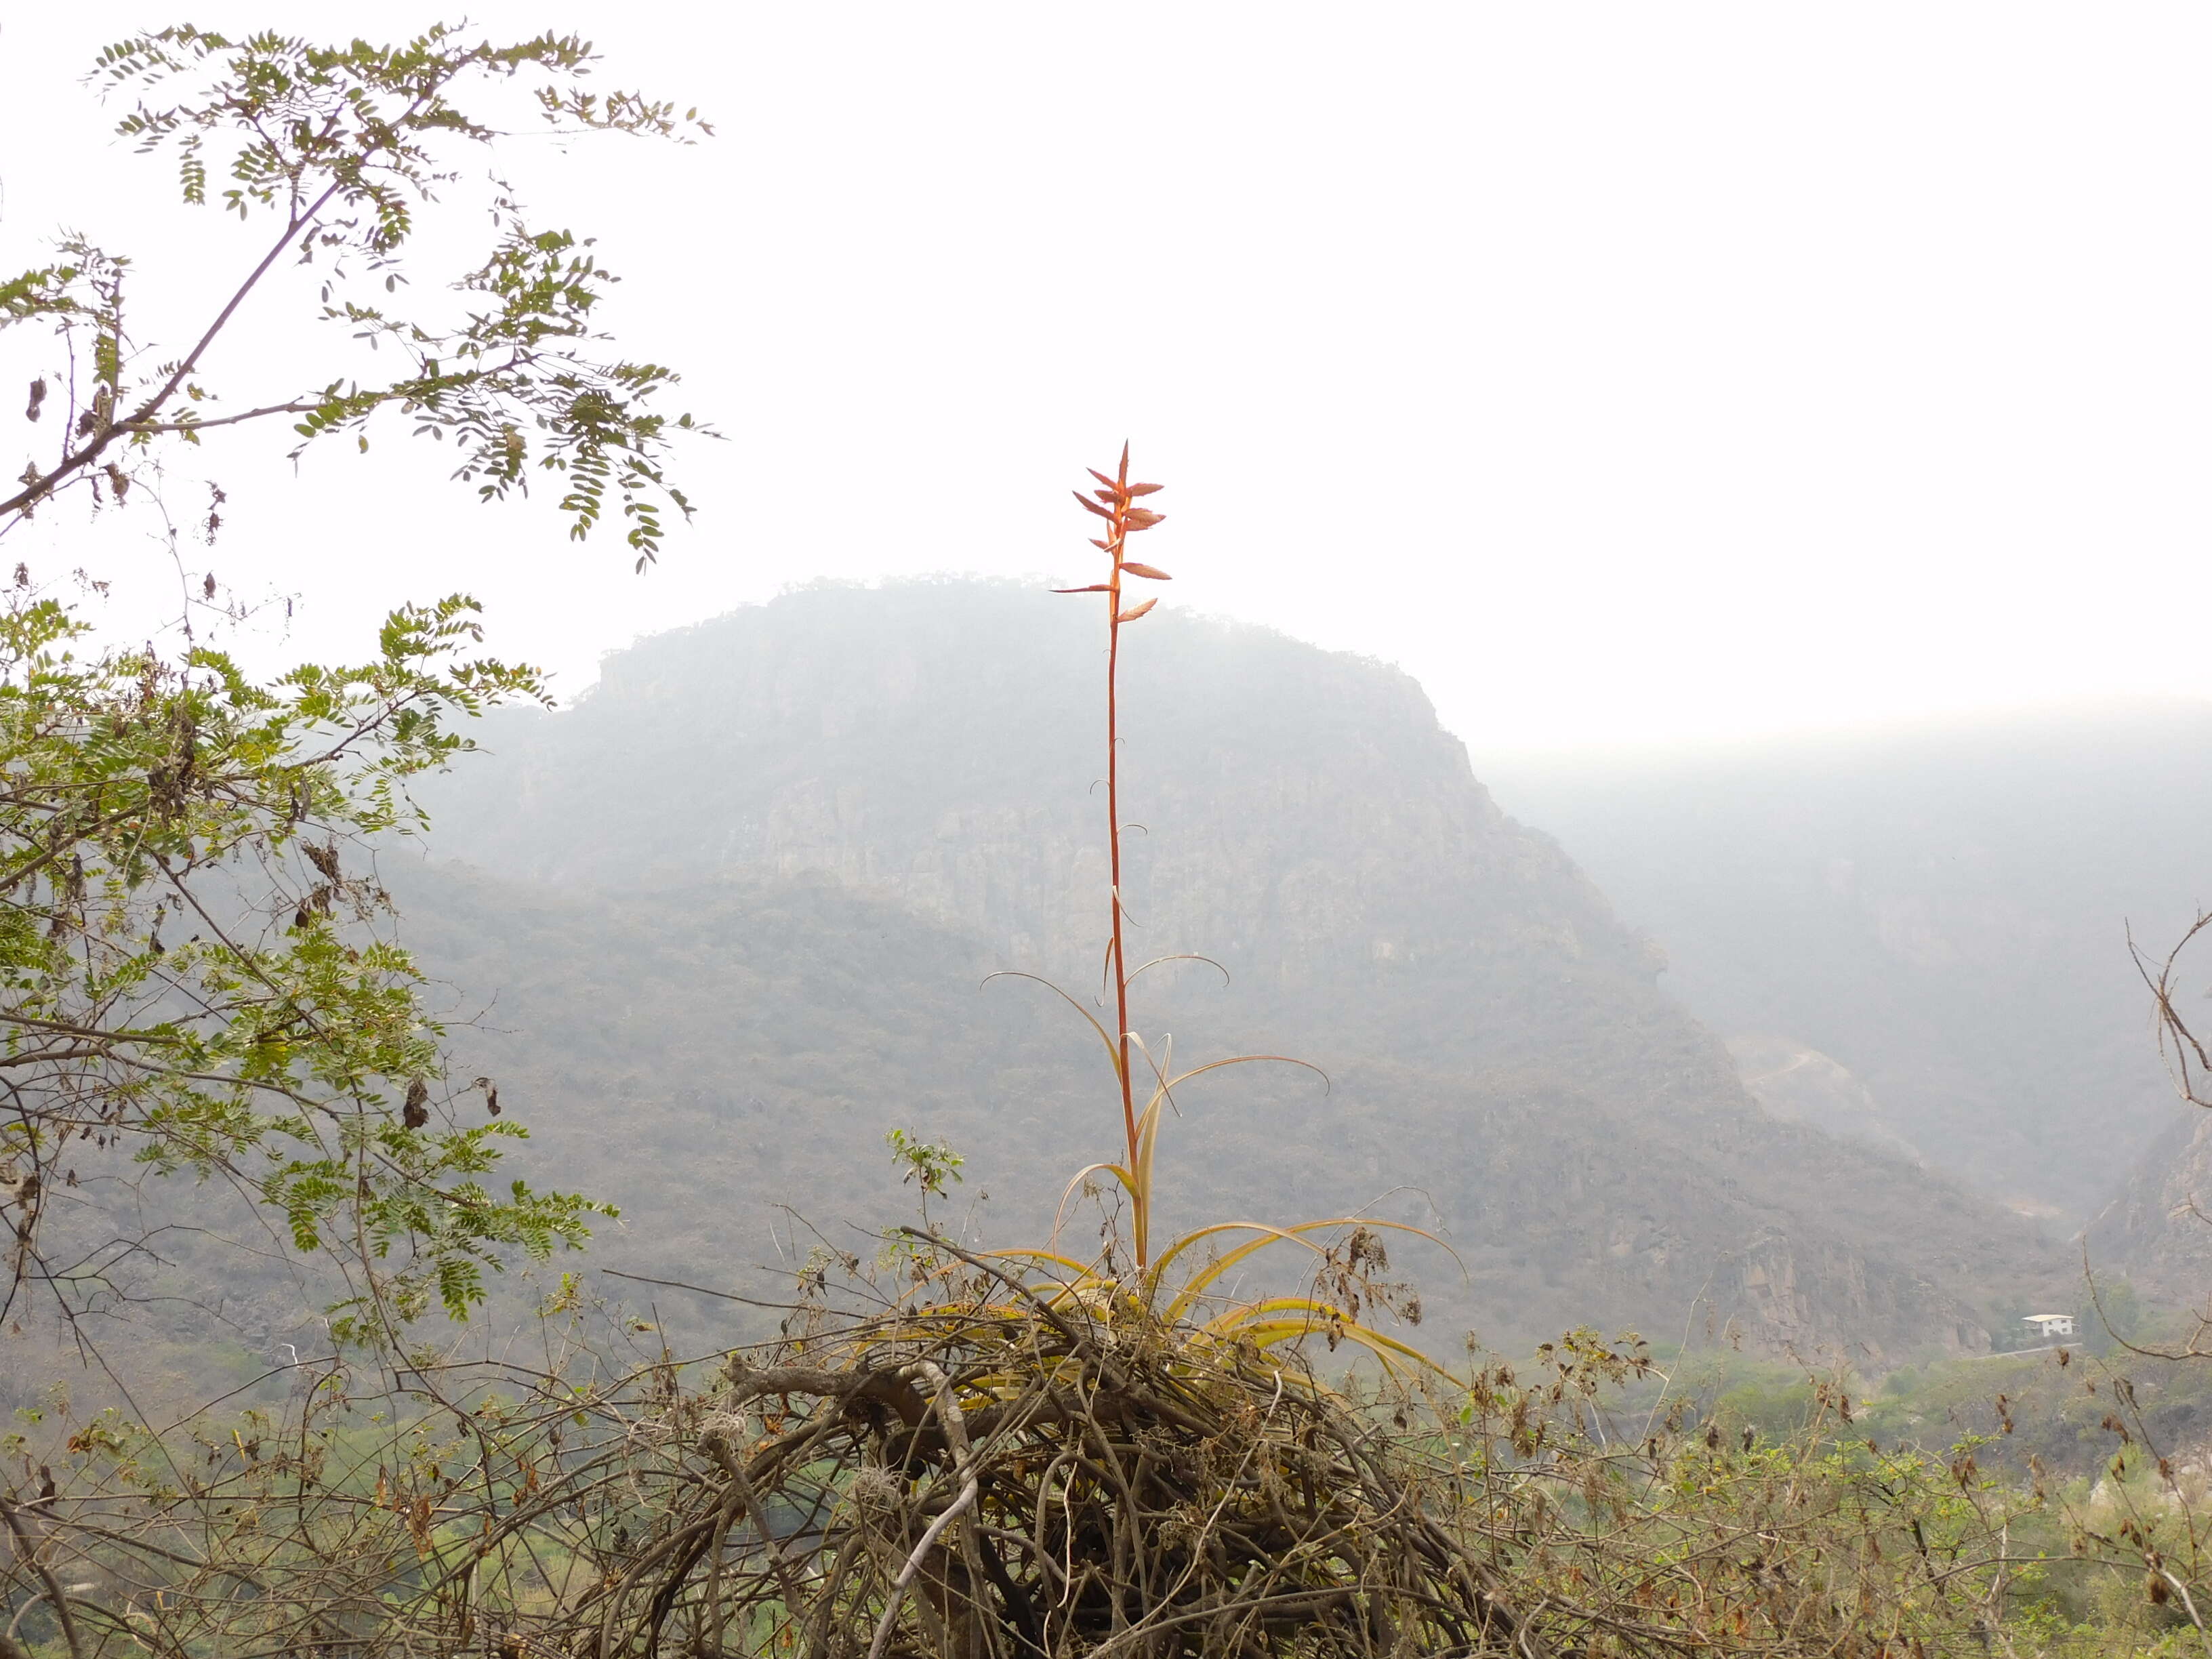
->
4, 5, 2208, 752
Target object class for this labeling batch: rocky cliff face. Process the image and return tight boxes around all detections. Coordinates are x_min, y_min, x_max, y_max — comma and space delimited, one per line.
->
409, 580, 2063, 1358
2087, 1109, 2212, 1300
441, 583, 1645, 982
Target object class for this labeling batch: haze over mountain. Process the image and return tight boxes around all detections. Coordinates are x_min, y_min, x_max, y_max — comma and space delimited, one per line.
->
1479, 706, 2212, 1225
395, 579, 2063, 1360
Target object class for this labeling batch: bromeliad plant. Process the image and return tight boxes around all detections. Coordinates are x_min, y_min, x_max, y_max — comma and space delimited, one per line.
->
1053, 443, 1171, 1248
556, 453, 1479, 1659
987, 447, 1434, 1368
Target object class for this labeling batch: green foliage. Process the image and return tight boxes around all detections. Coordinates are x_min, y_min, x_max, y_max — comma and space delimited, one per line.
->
0, 1313, 2194, 1657
5, 22, 711, 566
0, 18, 720, 1655
0, 18, 713, 1370
884, 1126, 964, 1200
1864, 1332, 2212, 1490
0, 573, 608, 1333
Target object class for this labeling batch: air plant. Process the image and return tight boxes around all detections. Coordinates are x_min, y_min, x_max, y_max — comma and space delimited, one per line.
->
1053, 441, 1172, 1217
975, 447, 1436, 1371
533, 455, 1488, 1659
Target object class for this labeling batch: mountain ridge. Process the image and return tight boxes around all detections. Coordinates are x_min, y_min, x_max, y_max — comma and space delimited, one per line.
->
403, 579, 2066, 1358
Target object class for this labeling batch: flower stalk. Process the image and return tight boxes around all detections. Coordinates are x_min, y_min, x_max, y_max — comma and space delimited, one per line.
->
1058, 445, 1170, 1262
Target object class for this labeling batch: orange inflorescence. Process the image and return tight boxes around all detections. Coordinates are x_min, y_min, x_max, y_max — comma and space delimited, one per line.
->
1054, 445, 1169, 1259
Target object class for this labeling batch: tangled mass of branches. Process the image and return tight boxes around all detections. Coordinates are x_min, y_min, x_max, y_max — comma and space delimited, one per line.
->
0, 1238, 2064, 1658
544, 1253, 2046, 1659
590, 1261, 1509, 1658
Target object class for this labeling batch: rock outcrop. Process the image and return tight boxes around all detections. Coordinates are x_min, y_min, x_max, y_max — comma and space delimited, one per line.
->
2087, 1108, 2212, 1302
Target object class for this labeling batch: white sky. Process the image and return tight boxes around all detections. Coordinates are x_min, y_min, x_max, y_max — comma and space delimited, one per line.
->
3, 5, 2209, 752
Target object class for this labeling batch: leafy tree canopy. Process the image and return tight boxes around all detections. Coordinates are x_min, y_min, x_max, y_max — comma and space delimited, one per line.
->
0, 22, 709, 1351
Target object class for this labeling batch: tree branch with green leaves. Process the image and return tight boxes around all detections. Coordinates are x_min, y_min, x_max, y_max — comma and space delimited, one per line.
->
0, 22, 713, 1357
0, 576, 608, 1338
3, 23, 712, 568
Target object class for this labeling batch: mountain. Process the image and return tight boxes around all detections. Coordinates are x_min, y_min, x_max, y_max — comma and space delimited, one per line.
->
397, 579, 2064, 1359
2087, 1109, 2212, 1301
1479, 704, 2212, 1223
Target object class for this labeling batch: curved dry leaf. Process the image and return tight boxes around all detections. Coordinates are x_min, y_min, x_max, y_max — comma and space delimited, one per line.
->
1120, 561, 1172, 581
1116, 598, 1158, 622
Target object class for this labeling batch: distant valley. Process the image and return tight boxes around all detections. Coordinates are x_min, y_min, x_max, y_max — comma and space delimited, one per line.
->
1479, 706, 2212, 1258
